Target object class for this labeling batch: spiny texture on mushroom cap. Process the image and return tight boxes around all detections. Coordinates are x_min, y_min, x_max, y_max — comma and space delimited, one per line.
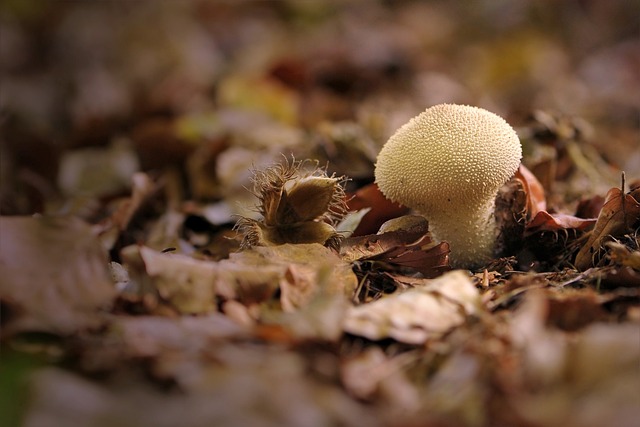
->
374, 104, 521, 213
374, 103, 522, 268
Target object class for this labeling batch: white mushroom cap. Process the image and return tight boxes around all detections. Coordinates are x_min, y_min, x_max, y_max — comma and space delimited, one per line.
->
374, 104, 522, 268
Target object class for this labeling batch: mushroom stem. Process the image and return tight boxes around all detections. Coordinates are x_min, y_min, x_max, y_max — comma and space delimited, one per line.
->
426, 198, 497, 269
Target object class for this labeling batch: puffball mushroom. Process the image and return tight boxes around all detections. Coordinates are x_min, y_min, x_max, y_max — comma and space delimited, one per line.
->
374, 104, 522, 268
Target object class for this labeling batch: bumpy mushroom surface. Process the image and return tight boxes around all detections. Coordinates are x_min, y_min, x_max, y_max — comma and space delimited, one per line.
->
374, 103, 522, 268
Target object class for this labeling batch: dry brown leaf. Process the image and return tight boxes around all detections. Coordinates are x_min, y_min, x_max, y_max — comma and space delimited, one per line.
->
121, 245, 219, 314
525, 210, 596, 236
508, 320, 640, 427
575, 186, 640, 270
605, 241, 640, 270
247, 244, 357, 311
95, 172, 159, 250
515, 164, 547, 218
546, 288, 608, 331
185, 136, 230, 200
346, 183, 410, 236
57, 139, 140, 198
340, 347, 420, 411
130, 118, 194, 171
114, 314, 247, 357
0, 216, 115, 336
515, 164, 595, 238
24, 357, 378, 427
599, 265, 640, 288
121, 245, 293, 313
343, 270, 480, 344
341, 215, 450, 278
258, 293, 349, 342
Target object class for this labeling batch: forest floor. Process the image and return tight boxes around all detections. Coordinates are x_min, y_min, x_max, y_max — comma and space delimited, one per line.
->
1, 2, 639, 427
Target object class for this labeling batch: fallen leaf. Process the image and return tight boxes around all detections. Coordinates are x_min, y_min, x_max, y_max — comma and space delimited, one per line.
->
258, 292, 349, 342
343, 270, 480, 344
575, 186, 640, 270
130, 118, 195, 171
111, 314, 248, 359
247, 244, 357, 311
121, 245, 219, 314
546, 288, 608, 331
341, 215, 450, 278
57, 138, 140, 198
509, 321, 640, 427
515, 164, 547, 218
95, 172, 159, 250
24, 354, 378, 427
345, 183, 410, 236
599, 265, 640, 288
525, 210, 595, 236
340, 347, 420, 412
605, 241, 640, 270
0, 216, 115, 336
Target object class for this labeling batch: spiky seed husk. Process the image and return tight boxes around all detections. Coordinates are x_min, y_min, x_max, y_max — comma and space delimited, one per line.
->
235, 158, 348, 249
281, 176, 338, 223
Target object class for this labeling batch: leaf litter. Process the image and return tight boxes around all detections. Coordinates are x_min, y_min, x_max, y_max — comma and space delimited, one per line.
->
1, 2, 639, 427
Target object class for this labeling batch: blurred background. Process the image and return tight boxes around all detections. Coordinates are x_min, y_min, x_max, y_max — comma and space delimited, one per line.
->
1, 0, 639, 217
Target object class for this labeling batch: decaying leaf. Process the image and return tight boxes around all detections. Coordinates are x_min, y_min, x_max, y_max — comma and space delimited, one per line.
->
257, 292, 349, 342
345, 183, 410, 236
341, 215, 450, 278
24, 359, 378, 427
235, 158, 347, 249
119, 242, 356, 315
515, 164, 547, 218
121, 245, 219, 314
515, 164, 596, 236
57, 138, 140, 198
506, 292, 640, 427
343, 270, 480, 344
605, 241, 640, 270
120, 245, 283, 313
525, 210, 596, 236
575, 185, 640, 270
340, 347, 420, 412
0, 216, 115, 336
238, 244, 357, 311
95, 172, 159, 250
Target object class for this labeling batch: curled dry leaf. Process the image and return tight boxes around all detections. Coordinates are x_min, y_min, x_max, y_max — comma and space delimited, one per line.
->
514, 164, 596, 237
95, 172, 159, 250
516, 167, 590, 233
341, 215, 450, 278
525, 211, 596, 236
346, 182, 410, 236
515, 164, 547, 218
575, 185, 640, 270
0, 216, 115, 336
343, 270, 480, 344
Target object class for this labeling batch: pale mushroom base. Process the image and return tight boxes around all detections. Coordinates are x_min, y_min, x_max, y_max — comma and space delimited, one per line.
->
422, 197, 497, 269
